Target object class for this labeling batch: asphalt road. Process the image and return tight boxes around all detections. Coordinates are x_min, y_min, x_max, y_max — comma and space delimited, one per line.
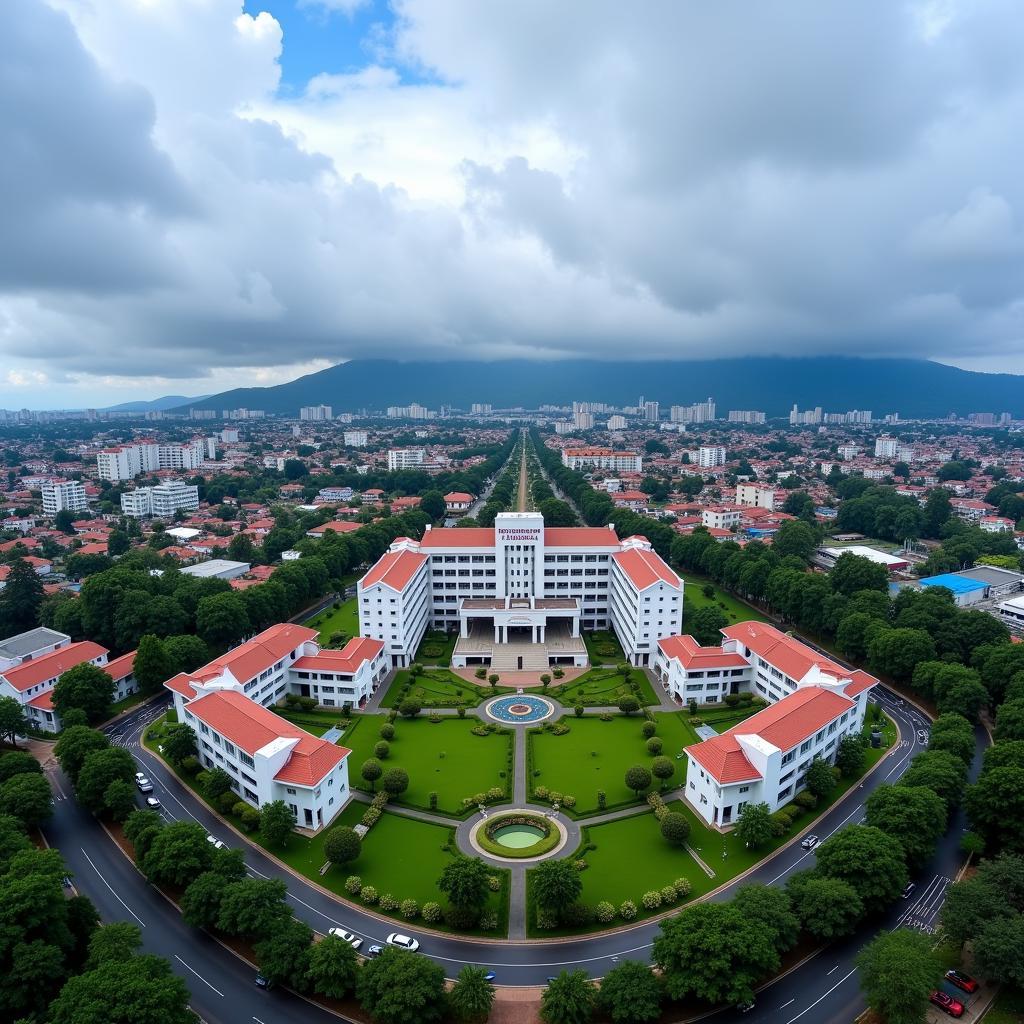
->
41, 676, 983, 1024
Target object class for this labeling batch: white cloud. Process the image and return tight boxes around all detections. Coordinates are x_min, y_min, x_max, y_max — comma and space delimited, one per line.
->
3, 0, 1024, 408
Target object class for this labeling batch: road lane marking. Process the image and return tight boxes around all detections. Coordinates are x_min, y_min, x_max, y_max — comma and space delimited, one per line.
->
780, 998, 795, 1008
174, 955, 224, 996
827, 964, 839, 975
785, 968, 856, 1024
81, 848, 146, 927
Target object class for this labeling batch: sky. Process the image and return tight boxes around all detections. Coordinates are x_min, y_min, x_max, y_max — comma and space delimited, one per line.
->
2, 0, 1024, 409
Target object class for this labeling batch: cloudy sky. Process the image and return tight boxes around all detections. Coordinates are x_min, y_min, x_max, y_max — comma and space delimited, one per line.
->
2, 0, 1024, 408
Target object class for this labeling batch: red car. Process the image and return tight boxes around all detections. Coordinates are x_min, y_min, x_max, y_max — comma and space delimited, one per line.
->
945, 969, 979, 994
930, 991, 965, 1018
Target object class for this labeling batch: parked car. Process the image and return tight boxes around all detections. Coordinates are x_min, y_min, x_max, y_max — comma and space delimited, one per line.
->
930, 991, 965, 1018
135, 777, 153, 793
737, 999, 755, 1013
255, 973, 273, 990
386, 933, 420, 952
135, 772, 147, 783
328, 927, 363, 951
365, 944, 383, 958
801, 834, 819, 850
145, 796, 161, 809
944, 969, 978, 994
901, 882, 916, 899
206, 835, 226, 850
484, 972, 496, 982
917, 729, 928, 744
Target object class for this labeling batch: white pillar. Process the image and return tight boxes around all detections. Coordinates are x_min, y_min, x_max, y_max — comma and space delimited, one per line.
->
494, 622, 500, 642
531, 625, 537, 643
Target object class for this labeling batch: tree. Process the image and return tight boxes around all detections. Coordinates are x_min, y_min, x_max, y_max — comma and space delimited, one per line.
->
216, 878, 290, 938
973, 914, 1024, 985
533, 857, 583, 919
0, 771, 52, 827
835, 612, 879, 662
929, 713, 976, 764
306, 933, 360, 999
733, 883, 799, 951
540, 969, 597, 1024
785, 871, 864, 939
652, 901, 778, 1005
75, 747, 136, 815
86, 922, 142, 966
253, 915, 313, 991
624, 764, 652, 797
382, 766, 410, 796
830, 553, 890, 596
868, 628, 937, 682
161, 723, 197, 766
52, 663, 116, 725
398, 697, 422, 718
324, 826, 361, 866
835, 735, 866, 778
901, 750, 967, 813
163, 634, 209, 675
2, 936, 67, 1020
200, 766, 233, 801
938, 675, 990, 723
182, 871, 229, 930
0, 749, 42, 784
855, 928, 941, 1024
360, 757, 382, 791
689, 606, 729, 646
815, 825, 908, 911
54, 725, 110, 786
773, 521, 818, 563
735, 801, 773, 849
660, 811, 690, 846
965, 766, 1024, 854
804, 757, 836, 798
924, 489, 952, 537
995, 699, 1024, 742
259, 800, 295, 848
0, 812, 32, 871
0, 558, 45, 634
0, 695, 28, 746
132, 634, 173, 693
102, 778, 137, 821
123, 808, 164, 860
618, 695, 640, 716
49, 954, 195, 1024
449, 964, 496, 1023
940, 872, 1016, 950
141, 820, 213, 888
357, 946, 448, 1024
596, 960, 662, 1023
195, 591, 250, 647
419, 490, 446, 521
438, 855, 490, 919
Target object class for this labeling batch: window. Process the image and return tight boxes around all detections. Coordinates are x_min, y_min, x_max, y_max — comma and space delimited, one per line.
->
239, 751, 255, 769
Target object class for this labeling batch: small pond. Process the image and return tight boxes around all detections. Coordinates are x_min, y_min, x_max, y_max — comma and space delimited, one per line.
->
492, 823, 548, 849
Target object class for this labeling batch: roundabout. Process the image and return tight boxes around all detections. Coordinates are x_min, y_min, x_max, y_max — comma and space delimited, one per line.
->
485, 693, 555, 723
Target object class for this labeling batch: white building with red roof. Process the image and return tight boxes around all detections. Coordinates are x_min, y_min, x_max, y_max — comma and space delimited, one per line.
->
652, 621, 877, 827
179, 688, 350, 831
359, 512, 682, 669
444, 492, 475, 513
0, 638, 140, 733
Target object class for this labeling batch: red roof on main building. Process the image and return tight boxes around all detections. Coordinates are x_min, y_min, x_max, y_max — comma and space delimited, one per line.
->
292, 637, 385, 674
419, 528, 495, 547
360, 548, 426, 591
721, 621, 866, 687
545, 527, 620, 547
612, 546, 680, 590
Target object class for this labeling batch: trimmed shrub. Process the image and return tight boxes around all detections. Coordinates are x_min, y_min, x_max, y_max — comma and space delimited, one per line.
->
422, 902, 442, 924
479, 911, 498, 930
646, 737, 663, 756
360, 886, 378, 904
641, 721, 657, 739
344, 875, 362, 894
562, 794, 576, 808
575, 704, 585, 718
595, 901, 615, 923
379, 894, 400, 912
794, 790, 817, 809
487, 876, 501, 892
534, 785, 550, 801
642, 890, 662, 910
401, 899, 419, 919
620, 900, 637, 920
536, 908, 558, 930
360, 807, 381, 829
769, 809, 792, 836
660, 885, 677, 904
379, 724, 395, 741
673, 878, 692, 898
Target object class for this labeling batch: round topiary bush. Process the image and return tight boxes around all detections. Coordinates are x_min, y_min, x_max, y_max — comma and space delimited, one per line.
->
620, 900, 637, 920
344, 875, 362, 894
379, 894, 399, 912
642, 890, 662, 910
360, 885, 378, 904
400, 899, 419, 919
646, 736, 663, 755
641, 721, 657, 739
660, 884, 677, 904
422, 901, 442, 924
673, 877, 692, 898
595, 901, 615, 923
379, 723, 395, 741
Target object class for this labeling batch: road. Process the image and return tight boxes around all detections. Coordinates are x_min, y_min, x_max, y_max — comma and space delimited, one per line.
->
39, 669, 983, 1023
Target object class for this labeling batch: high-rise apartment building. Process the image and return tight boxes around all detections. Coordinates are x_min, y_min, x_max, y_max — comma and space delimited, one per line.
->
300, 405, 332, 421
41, 480, 87, 516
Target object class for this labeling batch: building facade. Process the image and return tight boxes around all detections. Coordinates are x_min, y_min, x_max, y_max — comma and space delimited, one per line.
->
121, 480, 200, 518
560, 448, 643, 473
387, 448, 426, 471
97, 438, 214, 481
358, 512, 683, 668
41, 480, 87, 515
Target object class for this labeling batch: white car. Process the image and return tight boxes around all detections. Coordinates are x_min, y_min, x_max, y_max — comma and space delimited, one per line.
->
135, 772, 147, 783
206, 835, 226, 850
145, 796, 161, 809
328, 927, 363, 950
917, 729, 928, 744
386, 933, 420, 952
800, 834, 819, 851
135, 777, 153, 793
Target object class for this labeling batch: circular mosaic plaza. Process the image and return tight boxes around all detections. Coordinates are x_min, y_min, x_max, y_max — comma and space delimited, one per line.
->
484, 694, 555, 724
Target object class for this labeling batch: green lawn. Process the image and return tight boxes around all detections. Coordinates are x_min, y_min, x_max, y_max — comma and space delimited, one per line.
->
985, 987, 1024, 1024
683, 573, 770, 626
551, 667, 659, 708
304, 597, 359, 644
379, 668, 511, 709
582, 630, 625, 664
529, 711, 704, 815
144, 716, 508, 935
527, 710, 900, 934
413, 630, 457, 666
344, 714, 513, 815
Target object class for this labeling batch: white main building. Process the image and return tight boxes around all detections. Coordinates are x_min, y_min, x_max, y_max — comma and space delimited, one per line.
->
357, 512, 683, 669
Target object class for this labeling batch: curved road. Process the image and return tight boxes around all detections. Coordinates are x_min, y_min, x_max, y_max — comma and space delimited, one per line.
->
79, 684, 982, 1024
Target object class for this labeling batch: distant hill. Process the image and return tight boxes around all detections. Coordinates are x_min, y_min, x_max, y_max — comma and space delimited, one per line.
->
172, 357, 1024, 419
102, 394, 210, 413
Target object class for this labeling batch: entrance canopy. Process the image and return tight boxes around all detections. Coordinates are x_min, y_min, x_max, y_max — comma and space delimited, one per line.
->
459, 596, 580, 643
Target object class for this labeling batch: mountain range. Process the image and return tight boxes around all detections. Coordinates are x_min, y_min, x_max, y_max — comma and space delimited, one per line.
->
172, 357, 1024, 419
102, 394, 210, 413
